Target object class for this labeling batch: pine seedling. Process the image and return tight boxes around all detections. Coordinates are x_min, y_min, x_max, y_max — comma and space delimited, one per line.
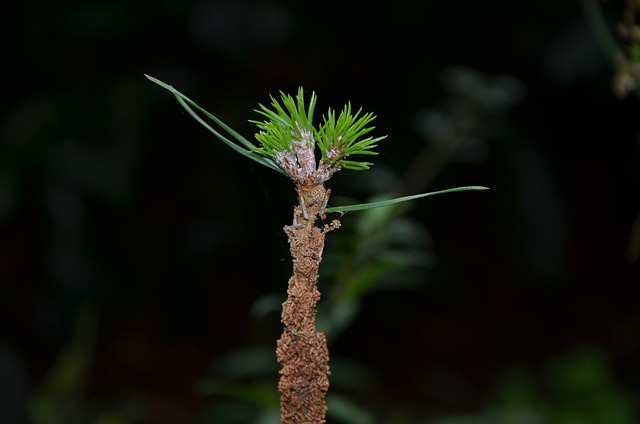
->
146, 75, 487, 423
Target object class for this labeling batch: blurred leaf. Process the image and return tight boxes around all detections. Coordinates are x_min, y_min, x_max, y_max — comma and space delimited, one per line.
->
544, 349, 635, 424
207, 346, 279, 380
29, 304, 97, 424
250, 293, 286, 320
254, 409, 282, 424
198, 380, 279, 409
326, 394, 375, 424
316, 299, 361, 337
495, 367, 540, 410
329, 357, 378, 394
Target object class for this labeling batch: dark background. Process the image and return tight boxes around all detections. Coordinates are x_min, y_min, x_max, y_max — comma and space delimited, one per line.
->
2, 0, 640, 423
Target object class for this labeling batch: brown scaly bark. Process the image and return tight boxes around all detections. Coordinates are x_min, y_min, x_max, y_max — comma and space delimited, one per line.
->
277, 183, 340, 424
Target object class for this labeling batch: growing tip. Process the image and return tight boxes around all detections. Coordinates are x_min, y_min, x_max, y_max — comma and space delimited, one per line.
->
144, 74, 174, 91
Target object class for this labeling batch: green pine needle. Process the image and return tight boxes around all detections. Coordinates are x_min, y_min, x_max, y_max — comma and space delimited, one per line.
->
145, 74, 286, 175
251, 88, 318, 156
325, 186, 489, 214
317, 103, 385, 167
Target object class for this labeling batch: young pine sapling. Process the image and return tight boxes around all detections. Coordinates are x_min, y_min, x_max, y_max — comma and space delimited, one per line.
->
146, 75, 486, 423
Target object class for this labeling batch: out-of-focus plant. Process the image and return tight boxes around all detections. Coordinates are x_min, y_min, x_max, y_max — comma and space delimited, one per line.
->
147, 75, 485, 423
319, 67, 524, 341
420, 348, 636, 424
28, 304, 147, 424
582, 0, 640, 99
580, 0, 640, 262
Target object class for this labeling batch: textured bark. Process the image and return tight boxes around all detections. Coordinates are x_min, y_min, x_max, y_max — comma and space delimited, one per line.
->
277, 184, 339, 424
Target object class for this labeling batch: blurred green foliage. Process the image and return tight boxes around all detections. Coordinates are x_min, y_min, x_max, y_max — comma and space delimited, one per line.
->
428, 349, 636, 424
28, 305, 148, 424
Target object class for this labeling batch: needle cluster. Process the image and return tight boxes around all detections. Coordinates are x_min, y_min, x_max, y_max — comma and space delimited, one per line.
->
252, 88, 385, 185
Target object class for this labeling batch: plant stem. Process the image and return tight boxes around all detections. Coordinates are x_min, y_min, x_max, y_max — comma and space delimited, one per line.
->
277, 184, 339, 423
